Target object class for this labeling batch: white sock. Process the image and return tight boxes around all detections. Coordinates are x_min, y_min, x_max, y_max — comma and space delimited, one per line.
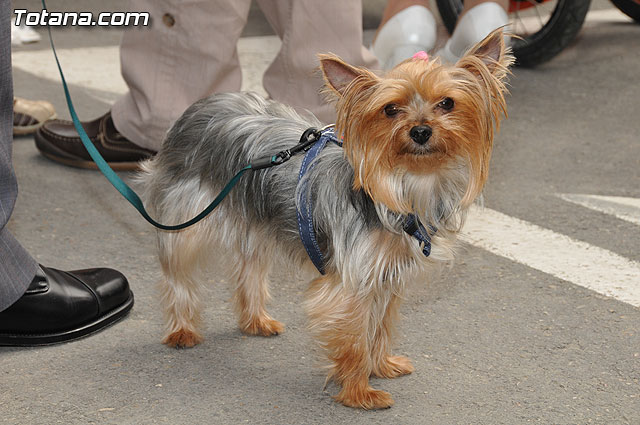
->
372, 5, 437, 70
437, 2, 509, 63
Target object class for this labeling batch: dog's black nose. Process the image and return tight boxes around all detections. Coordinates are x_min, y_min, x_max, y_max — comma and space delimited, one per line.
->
409, 125, 432, 145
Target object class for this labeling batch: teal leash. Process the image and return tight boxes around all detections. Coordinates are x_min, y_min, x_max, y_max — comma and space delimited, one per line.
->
41, 0, 302, 231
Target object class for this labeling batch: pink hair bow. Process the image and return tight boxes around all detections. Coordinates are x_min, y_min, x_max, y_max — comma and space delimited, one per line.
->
412, 51, 429, 62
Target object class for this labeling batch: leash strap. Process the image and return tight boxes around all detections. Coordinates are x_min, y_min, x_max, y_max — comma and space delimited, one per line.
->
43, 0, 244, 231
45, 24, 251, 229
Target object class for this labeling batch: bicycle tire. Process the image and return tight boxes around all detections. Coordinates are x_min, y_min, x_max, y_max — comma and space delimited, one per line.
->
610, 0, 640, 22
435, 0, 592, 67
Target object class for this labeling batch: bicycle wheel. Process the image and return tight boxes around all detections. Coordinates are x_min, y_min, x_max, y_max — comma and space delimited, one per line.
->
435, 0, 592, 67
611, 0, 640, 22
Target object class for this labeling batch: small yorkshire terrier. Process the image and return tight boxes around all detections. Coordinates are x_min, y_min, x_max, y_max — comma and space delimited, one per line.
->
140, 29, 512, 409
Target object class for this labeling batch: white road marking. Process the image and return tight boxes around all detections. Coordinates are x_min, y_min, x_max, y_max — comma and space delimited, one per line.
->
558, 194, 640, 227
12, 46, 127, 103
462, 206, 640, 307
11, 36, 280, 101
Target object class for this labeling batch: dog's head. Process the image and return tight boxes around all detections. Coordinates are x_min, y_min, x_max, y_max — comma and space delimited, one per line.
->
320, 29, 513, 214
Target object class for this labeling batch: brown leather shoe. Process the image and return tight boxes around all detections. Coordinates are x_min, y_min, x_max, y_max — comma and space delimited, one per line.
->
34, 111, 155, 171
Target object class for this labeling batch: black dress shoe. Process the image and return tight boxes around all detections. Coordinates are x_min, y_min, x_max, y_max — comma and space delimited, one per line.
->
34, 111, 155, 171
0, 265, 134, 346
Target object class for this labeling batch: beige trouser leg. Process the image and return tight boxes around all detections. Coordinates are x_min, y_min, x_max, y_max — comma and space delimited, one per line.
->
111, 0, 252, 151
257, 0, 378, 124
112, 0, 378, 151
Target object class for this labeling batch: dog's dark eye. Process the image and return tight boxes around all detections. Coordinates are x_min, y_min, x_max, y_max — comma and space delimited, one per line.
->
438, 97, 454, 111
383, 104, 400, 117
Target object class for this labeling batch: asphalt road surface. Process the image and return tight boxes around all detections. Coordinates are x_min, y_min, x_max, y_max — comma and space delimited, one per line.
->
3, 1, 639, 424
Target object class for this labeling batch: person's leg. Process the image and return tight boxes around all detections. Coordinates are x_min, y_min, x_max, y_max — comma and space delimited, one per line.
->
461, 0, 510, 17
0, 0, 39, 312
437, 0, 510, 63
112, 0, 252, 151
371, 0, 437, 70
35, 0, 252, 169
257, 0, 378, 124
0, 5, 134, 344
372, 0, 510, 69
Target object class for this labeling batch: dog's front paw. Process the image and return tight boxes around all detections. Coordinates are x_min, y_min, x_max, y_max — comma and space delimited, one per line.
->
373, 355, 415, 378
163, 329, 203, 348
334, 386, 394, 410
241, 317, 285, 337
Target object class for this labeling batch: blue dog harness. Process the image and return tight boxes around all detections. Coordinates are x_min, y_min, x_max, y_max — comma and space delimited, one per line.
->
296, 127, 435, 275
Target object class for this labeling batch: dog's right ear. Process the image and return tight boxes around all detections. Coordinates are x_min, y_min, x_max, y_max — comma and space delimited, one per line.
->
319, 54, 377, 97
459, 28, 514, 82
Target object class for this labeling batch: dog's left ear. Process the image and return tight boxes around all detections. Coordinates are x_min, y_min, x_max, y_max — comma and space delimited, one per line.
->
319, 53, 378, 97
458, 28, 514, 81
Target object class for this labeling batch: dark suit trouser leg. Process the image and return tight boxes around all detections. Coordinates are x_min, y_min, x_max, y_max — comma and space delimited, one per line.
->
0, 4, 38, 312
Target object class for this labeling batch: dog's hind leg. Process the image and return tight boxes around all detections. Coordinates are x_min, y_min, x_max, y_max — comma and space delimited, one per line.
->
158, 226, 208, 348
231, 238, 284, 336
